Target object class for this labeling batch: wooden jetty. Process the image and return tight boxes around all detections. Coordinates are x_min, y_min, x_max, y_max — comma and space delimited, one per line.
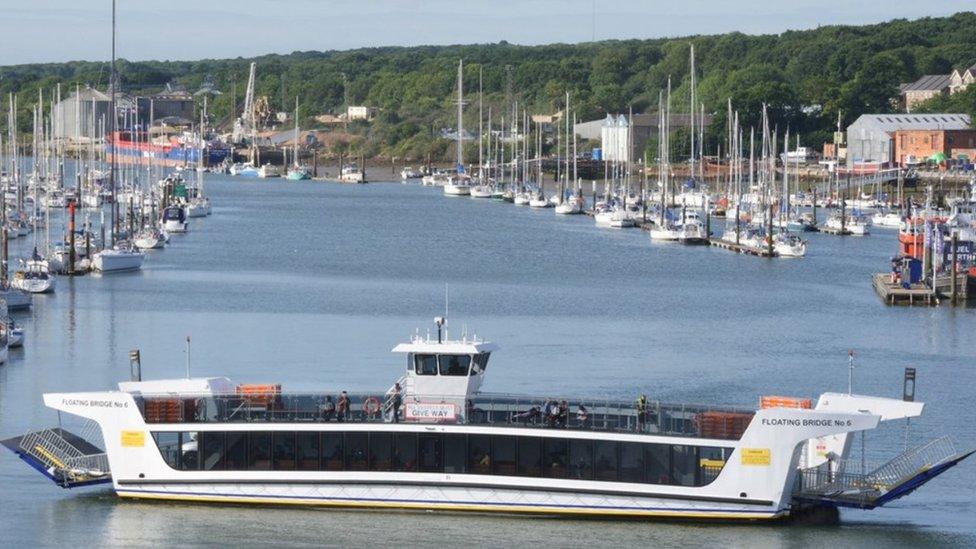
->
873, 273, 972, 305
710, 239, 778, 258
818, 225, 852, 236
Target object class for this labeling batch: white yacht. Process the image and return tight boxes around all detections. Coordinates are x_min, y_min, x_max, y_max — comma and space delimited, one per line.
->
133, 228, 167, 250
0, 285, 31, 311
443, 175, 472, 196
2, 318, 970, 523
825, 213, 870, 236
871, 211, 903, 229
469, 184, 493, 198
773, 233, 807, 258
92, 244, 145, 273
554, 195, 584, 215
10, 258, 55, 294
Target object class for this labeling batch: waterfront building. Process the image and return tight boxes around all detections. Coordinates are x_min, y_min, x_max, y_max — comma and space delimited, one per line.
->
845, 113, 971, 167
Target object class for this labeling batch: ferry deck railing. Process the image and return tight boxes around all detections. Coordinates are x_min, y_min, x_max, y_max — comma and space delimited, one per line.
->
133, 391, 756, 441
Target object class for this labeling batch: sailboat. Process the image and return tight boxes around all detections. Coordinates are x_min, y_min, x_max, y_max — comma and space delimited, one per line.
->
186, 111, 212, 217
444, 60, 472, 197
469, 69, 492, 199
649, 85, 679, 240
286, 98, 311, 181
11, 249, 55, 294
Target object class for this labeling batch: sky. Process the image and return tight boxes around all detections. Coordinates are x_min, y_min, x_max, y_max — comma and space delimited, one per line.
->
0, 0, 973, 65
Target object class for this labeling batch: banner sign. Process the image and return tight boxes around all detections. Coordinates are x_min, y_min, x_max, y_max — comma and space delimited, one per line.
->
405, 402, 457, 422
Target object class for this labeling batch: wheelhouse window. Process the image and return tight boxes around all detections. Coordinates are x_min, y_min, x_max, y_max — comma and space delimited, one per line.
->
438, 354, 471, 376
471, 353, 491, 375
414, 354, 438, 375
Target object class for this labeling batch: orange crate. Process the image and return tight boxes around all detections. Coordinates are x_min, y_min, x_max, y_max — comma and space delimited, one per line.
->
237, 384, 281, 406
695, 412, 753, 439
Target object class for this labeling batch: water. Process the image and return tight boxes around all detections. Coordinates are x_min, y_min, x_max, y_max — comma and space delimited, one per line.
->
1, 176, 974, 547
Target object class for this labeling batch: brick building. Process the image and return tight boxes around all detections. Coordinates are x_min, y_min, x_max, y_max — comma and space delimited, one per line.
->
892, 129, 976, 166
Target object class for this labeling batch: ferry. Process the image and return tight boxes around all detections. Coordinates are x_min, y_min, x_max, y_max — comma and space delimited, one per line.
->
106, 131, 231, 169
2, 318, 971, 522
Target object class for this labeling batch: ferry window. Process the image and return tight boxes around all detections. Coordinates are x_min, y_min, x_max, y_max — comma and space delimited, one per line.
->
645, 444, 671, 484
152, 432, 181, 469
297, 432, 319, 470
200, 431, 224, 471
321, 433, 344, 471
442, 434, 466, 474
569, 439, 593, 480
439, 354, 471, 376
394, 433, 418, 472
369, 433, 393, 471
471, 353, 490, 375
345, 433, 368, 471
181, 432, 200, 471
273, 432, 297, 470
543, 439, 569, 478
492, 436, 517, 476
225, 432, 247, 470
415, 354, 438, 375
469, 434, 492, 474
619, 442, 644, 483
594, 441, 618, 481
419, 434, 443, 472
671, 445, 698, 487
699, 446, 729, 486
248, 432, 271, 470
516, 437, 542, 477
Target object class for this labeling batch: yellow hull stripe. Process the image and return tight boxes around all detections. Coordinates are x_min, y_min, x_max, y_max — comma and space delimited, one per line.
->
117, 491, 780, 520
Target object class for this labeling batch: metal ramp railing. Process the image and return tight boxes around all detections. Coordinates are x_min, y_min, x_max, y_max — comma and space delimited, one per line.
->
795, 436, 965, 509
16, 426, 111, 487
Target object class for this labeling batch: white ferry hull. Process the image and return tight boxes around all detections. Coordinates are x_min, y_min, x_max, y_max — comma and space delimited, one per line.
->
114, 481, 782, 520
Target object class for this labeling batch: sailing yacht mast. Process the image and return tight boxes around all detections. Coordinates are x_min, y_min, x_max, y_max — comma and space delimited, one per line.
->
456, 60, 464, 173
108, 0, 117, 245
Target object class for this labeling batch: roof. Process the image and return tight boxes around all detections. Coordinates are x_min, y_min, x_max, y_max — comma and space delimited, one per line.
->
392, 336, 498, 355
848, 113, 972, 133
900, 74, 950, 92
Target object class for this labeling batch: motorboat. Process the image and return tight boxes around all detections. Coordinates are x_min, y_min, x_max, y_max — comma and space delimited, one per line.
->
161, 205, 188, 234
872, 211, 904, 229
257, 164, 281, 178
825, 212, 870, 235
0, 285, 32, 311
339, 164, 365, 184
4, 317, 969, 522
400, 167, 422, 180
528, 191, 552, 209
133, 228, 167, 250
773, 232, 807, 258
185, 197, 211, 218
678, 217, 709, 245
786, 212, 818, 232
443, 175, 472, 196
7, 319, 23, 348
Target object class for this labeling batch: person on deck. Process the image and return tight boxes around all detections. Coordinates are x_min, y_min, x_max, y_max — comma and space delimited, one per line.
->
391, 383, 403, 423
337, 391, 350, 422
322, 395, 336, 421
636, 394, 648, 432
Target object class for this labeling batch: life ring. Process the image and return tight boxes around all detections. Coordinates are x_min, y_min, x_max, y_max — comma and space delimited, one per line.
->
362, 396, 381, 417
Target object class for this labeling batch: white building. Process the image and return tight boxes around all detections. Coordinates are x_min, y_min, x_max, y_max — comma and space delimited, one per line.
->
346, 106, 378, 121
600, 114, 631, 163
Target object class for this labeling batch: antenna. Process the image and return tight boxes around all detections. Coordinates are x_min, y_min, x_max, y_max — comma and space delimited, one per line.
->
847, 349, 855, 395
185, 336, 192, 379
445, 282, 449, 320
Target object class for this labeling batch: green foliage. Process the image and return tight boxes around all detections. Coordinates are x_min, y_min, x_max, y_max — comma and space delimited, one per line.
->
2, 12, 975, 158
